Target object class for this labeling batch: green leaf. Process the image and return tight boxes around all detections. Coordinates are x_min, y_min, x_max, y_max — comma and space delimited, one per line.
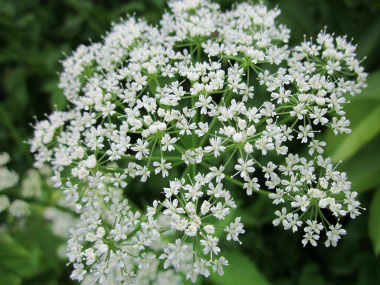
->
277, 0, 314, 40
368, 186, 380, 255
327, 70, 380, 162
352, 69, 380, 102
11, 207, 66, 275
0, 233, 40, 278
44, 79, 67, 111
338, 138, 380, 193
0, 266, 21, 285
298, 264, 325, 285
324, 99, 380, 157
332, 104, 380, 162
357, 19, 380, 71
210, 250, 269, 285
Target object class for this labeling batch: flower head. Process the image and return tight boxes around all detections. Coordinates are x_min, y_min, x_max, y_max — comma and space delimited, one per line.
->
29, 0, 366, 282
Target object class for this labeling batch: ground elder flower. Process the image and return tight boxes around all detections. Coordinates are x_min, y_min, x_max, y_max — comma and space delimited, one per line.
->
30, 0, 366, 283
270, 153, 364, 247
0, 195, 10, 213
0, 154, 58, 226
0, 154, 28, 217
0, 152, 19, 191
8, 199, 30, 218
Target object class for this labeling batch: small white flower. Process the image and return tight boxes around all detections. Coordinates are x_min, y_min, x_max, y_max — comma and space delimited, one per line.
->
325, 223, 346, 247
234, 158, 255, 179
284, 213, 303, 233
204, 137, 226, 157
273, 207, 287, 227
302, 231, 319, 247
225, 217, 245, 243
153, 159, 172, 177
200, 235, 220, 255
213, 257, 228, 276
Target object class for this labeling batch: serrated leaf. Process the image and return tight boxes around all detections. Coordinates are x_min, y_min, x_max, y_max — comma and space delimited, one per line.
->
368, 186, 380, 254
210, 250, 269, 285
332, 104, 380, 162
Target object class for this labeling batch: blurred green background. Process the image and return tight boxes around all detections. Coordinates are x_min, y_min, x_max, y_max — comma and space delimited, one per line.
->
1, 0, 380, 284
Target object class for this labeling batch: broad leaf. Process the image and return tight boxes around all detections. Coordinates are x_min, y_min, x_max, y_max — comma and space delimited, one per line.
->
0, 233, 40, 278
352, 70, 380, 102
11, 207, 66, 275
332, 104, 380, 162
338, 139, 380, 193
210, 250, 269, 285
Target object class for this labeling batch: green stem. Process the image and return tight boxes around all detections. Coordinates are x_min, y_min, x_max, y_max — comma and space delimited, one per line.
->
197, 41, 202, 62
200, 162, 271, 196
105, 153, 183, 161
199, 90, 234, 147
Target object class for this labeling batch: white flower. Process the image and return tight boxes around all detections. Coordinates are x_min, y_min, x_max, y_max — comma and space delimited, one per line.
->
283, 213, 303, 233
162, 199, 185, 216
325, 223, 346, 247
85, 155, 97, 169
304, 220, 324, 235
0, 195, 10, 213
302, 231, 319, 247
308, 140, 326, 155
0, 153, 10, 166
200, 235, 220, 255
211, 202, 230, 220
0, 166, 19, 191
70, 263, 86, 281
131, 139, 150, 160
163, 178, 183, 198
269, 188, 284, 204
243, 176, 260, 195
297, 125, 314, 143
159, 239, 188, 269
161, 134, 178, 152
213, 257, 228, 276
9, 200, 30, 218
273, 207, 287, 227
153, 159, 172, 177
291, 195, 310, 212
225, 217, 245, 243
234, 158, 255, 179
204, 137, 225, 157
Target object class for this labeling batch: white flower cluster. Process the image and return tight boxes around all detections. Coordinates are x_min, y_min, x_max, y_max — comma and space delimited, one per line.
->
29, 0, 366, 283
269, 154, 362, 247
0, 153, 30, 219
0, 152, 19, 191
